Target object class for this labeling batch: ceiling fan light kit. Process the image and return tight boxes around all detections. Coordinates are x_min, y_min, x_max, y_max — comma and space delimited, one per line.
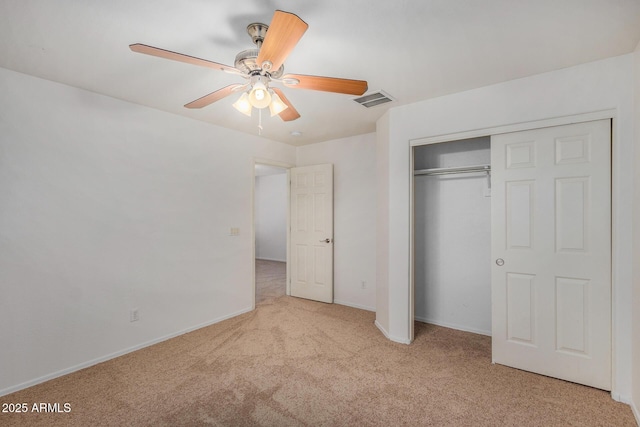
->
232, 93, 253, 117
268, 91, 288, 116
129, 10, 368, 132
247, 77, 272, 109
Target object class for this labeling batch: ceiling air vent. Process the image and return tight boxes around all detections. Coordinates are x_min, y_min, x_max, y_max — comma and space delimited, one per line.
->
353, 90, 395, 108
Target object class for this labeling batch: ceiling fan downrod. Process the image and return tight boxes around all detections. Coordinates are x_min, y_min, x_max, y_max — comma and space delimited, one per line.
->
246, 23, 268, 49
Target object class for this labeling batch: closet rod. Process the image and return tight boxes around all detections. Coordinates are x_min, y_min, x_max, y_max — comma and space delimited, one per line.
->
413, 164, 491, 176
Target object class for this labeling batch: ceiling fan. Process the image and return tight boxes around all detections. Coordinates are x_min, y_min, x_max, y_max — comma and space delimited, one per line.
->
129, 10, 368, 123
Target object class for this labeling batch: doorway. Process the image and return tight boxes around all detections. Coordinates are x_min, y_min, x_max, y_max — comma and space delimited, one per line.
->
413, 137, 492, 336
254, 163, 289, 305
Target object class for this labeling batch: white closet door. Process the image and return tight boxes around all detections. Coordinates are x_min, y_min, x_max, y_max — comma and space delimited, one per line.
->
491, 120, 611, 390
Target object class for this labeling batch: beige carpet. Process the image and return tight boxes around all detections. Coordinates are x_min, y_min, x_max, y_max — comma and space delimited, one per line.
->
255, 259, 286, 304
1, 286, 636, 425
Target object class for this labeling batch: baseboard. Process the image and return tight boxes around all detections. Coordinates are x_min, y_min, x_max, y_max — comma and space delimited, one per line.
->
374, 320, 411, 345
613, 393, 640, 425
0, 306, 254, 397
631, 399, 640, 426
611, 391, 627, 403
374, 320, 391, 340
255, 257, 286, 263
414, 315, 492, 337
334, 299, 375, 312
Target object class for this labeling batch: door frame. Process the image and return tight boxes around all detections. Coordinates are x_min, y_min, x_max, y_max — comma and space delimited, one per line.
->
252, 158, 294, 310
409, 109, 618, 392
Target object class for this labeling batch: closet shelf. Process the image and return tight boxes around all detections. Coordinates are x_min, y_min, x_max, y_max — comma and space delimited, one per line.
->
413, 164, 491, 176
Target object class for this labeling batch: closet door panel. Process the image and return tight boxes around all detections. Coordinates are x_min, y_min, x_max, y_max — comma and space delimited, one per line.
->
491, 119, 611, 391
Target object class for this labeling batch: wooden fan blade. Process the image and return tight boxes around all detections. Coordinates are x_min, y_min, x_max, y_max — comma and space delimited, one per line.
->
184, 84, 245, 109
282, 74, 368, 95
256, 10, 308, 73
129, 43, 243, 75
272, 88, 300, 121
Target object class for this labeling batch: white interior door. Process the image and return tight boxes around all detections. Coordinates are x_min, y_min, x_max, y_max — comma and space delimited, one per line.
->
290, 164, 334, 303
491, 120, 611, 390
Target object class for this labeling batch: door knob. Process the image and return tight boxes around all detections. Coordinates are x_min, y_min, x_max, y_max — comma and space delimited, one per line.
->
320, 238, 332, 243
496, 258, 504, 266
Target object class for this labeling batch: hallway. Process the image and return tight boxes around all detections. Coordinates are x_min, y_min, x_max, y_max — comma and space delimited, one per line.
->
255, 260, 286, 304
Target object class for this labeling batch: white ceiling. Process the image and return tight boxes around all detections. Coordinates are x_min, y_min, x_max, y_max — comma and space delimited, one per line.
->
1, 1, 639, 146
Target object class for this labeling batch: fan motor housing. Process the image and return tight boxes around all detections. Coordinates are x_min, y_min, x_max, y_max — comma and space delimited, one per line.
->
234, 49, 284, 78
236, 22, 284, 78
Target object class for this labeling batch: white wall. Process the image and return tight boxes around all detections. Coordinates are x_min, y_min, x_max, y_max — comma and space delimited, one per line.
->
413, 139, 491, 335
296, 133, 376, 311
255, 173, 287, 262
0, 67, 296, 395
376, 54, 635, 400
632, 39, 640, 423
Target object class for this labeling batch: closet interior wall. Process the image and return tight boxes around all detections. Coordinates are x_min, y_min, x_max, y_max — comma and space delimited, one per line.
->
413, 137, 492, 336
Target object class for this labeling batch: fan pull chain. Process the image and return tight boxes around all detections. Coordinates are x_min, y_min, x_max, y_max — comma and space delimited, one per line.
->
258, 108, 263, 135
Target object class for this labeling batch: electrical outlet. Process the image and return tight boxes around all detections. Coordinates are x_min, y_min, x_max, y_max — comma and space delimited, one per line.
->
130, 308, 139, 322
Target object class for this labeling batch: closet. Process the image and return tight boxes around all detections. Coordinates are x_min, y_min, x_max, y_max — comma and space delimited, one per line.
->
413, 137, 492, 336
